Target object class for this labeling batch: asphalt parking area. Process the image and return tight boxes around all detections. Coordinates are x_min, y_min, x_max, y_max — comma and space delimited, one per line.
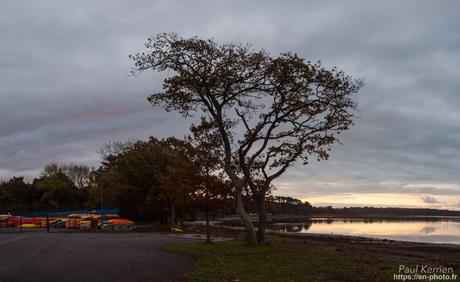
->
0, 232, 199, 282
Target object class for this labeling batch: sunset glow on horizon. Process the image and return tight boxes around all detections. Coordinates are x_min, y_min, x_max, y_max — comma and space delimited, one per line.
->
302, 193, 460, 210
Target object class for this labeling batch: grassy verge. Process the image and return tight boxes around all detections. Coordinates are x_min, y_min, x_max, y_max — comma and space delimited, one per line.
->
167, 240, 404, 281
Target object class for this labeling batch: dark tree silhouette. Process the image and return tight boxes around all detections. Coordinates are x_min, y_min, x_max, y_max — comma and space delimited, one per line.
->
130, 33, 363, 243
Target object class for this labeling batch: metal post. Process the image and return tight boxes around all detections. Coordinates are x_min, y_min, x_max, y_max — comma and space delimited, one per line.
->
19, 215, 22, 233
205, 187, 211, 243
100, 185, 104, 231
46, 213, 50, 233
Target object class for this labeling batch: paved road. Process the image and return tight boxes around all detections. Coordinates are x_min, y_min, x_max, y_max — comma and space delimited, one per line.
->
0, 232, 198, 282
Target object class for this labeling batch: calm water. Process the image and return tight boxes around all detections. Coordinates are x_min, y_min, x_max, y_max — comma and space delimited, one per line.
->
270, 217, 460, 244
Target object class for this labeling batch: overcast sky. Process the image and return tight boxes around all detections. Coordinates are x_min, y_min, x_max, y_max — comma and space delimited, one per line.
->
1, 0, 459, 210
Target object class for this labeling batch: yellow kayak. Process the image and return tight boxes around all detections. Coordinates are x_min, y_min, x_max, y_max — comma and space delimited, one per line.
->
170, 227, 183, 233
21, 223, 40, 228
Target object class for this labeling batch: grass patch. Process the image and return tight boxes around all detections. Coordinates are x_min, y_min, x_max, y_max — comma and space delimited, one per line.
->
167, 241, 403, 281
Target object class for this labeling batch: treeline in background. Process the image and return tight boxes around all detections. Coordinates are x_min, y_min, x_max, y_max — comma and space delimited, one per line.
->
2, 136, 458, 223
1, 137, 234, 223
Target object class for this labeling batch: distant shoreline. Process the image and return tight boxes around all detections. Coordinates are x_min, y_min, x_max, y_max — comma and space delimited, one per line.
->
216, 213, 460, 224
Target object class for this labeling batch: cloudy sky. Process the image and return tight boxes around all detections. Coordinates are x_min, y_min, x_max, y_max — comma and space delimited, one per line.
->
1, 0, 459, 210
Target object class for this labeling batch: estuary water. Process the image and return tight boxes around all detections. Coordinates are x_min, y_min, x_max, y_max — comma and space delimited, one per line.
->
270, 217, 460, 244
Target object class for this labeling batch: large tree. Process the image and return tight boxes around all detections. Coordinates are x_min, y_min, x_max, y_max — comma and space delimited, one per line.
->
0, 177, 38, 213
33, 164, 87, 210
96, 138, 190, 222
60, 164, 95, 189
95, 137, 230, 223
131, 33, 363, 243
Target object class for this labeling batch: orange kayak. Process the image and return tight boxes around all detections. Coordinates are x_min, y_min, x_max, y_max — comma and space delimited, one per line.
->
107, 219, 133, 225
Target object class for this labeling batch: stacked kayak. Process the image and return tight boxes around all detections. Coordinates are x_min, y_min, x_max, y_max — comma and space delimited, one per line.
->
0, 215, 15, 227
0, 216, 44, 228
104, 219, 135, 231
0, 212, 135, 231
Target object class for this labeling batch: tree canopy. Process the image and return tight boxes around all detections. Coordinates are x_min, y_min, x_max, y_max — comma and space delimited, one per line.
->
95, 137, 232, 223
130, 33, 363, 243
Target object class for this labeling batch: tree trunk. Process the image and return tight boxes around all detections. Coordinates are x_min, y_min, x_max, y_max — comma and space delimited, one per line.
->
235, 189, 257, 244
205, 187, 211, 243
169, 203, 176, 225
256, 194, 267, 243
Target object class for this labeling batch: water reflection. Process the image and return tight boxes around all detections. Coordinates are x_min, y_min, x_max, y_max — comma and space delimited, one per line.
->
276, 222, 312, 232
420, 226, 436, 235
270, 218, 460, 244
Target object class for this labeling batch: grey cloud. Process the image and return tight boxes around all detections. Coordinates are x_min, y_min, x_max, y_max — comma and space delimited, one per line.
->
0, 0, 459, 208
421, 195, 441, 204
276, 173, 460, 197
